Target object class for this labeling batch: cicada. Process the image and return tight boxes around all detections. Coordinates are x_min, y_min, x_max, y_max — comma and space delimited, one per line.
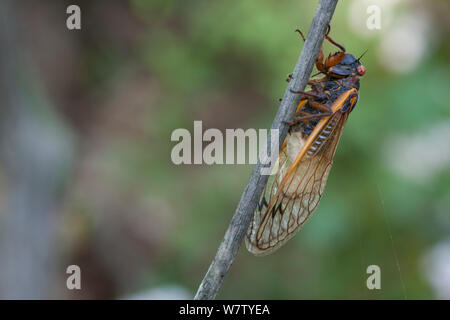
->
245, 26, 366, 255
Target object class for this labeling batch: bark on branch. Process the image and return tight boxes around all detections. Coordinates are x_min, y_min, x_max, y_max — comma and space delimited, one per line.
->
194, 0, 339, 300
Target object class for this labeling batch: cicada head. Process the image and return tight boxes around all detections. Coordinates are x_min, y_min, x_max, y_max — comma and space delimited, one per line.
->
328, 53, 366, 78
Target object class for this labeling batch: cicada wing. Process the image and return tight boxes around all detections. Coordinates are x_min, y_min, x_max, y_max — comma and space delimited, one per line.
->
246, 112, 348, 256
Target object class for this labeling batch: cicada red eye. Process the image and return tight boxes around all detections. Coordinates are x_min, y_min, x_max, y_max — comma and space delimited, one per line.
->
357, 65, 366, 76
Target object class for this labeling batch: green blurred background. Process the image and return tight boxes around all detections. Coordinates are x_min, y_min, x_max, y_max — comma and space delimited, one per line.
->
0, 0, 449, 299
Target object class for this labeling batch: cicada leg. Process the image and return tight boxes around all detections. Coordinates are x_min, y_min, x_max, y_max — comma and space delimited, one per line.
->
295, 28, 326, 74
289, 88, 325, 100
295, 29, 306, 42
285, 100, 332, 126
307, 77, 328, 85
323, 25, 346, 69
324, 25, 346, 53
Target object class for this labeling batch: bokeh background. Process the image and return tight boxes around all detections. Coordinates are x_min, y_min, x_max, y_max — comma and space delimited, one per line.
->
0, 0, 449, 299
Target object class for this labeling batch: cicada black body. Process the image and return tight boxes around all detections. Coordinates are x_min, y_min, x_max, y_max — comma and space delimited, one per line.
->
246, 26, 366, 255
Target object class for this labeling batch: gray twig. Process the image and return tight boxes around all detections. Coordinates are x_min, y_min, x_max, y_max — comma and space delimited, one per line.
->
194, 0, 339, 300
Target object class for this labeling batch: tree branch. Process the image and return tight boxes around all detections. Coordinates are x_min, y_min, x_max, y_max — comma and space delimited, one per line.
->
194, 0, 339, 300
